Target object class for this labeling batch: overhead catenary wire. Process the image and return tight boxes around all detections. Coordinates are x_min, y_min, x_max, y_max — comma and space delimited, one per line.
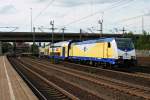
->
58, 0, 133, 28
33, 0, 56, 22
33, 0, 139, 33
34, 0, 134, 32
58, 0, 134, 34
61, 0, 123, 18
0, 27, 19, 32
99, 0, 150, 33
113, 12, 150, 33
115, 12, 150, 23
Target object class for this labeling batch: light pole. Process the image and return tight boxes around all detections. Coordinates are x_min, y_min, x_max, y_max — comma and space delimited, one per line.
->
61, 27, 66, 41
142, 16, 144, 33
33, 27, 35, 45
50, 20, 55, 63
98, 19, 103, 37
80, 29, 82, 41
30, 8, 33, 32
31, 8, 35, 55
30, 8, 34, 55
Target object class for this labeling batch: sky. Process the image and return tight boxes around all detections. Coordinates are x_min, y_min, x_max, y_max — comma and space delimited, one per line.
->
0, 0, 150, 34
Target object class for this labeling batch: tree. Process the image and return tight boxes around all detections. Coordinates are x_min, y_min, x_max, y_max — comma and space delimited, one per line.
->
136, 31, 150, 50
30, 44, 39, 56
123, 31, 150, 50
2, 42, 13, 53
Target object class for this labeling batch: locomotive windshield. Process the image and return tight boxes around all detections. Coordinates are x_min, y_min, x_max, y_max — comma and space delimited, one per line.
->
115, 38, 134, 50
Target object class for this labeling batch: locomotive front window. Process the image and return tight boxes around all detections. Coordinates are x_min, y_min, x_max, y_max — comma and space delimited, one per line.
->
115, 38, 134, 50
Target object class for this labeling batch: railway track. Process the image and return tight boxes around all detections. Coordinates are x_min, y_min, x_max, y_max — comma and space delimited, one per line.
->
135, 72, 150, 78
18, 57, 150, 100
62, 60, 150, 78
8, 57, 104, 100
8, 57, 79, 100
63, 62, 150, 85
31, 57, 150, 87
40, 56, 150, 77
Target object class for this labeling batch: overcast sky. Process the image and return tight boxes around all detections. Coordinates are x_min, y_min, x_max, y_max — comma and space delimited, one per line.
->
0, 0, 150, 33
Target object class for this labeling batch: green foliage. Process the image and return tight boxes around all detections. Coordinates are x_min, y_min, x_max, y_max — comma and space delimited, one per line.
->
30, 44, 39, 56
2, 42, 13, 53
136, 31, 150, 50
123, 31, 137, 47
125, 31, 150, 50
124, 31, 134, 37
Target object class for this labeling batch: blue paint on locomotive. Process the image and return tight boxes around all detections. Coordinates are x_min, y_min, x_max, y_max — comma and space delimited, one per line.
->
75, 38, 114, 45
118, 48, 134, 52
68, 56, 116, 64
48, 56, 66, 60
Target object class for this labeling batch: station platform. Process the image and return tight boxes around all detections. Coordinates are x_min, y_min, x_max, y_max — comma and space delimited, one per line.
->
0, 56, 38, 100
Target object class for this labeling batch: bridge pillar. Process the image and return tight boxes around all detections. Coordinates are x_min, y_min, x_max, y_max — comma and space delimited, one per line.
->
0, 41, 2, 55
13, 42, 16, 54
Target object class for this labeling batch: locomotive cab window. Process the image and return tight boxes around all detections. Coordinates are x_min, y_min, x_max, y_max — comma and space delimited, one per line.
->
108, 42, 111, 48
115, 38, 134, 50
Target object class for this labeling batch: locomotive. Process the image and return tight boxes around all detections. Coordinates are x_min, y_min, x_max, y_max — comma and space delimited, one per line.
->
39, 38, 137, 67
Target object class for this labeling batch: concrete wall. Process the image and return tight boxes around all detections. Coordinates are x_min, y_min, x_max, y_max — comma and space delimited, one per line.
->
136, 50, 150, 57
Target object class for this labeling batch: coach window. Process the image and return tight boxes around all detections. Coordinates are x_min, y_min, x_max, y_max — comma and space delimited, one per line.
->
108, 42, 111, 48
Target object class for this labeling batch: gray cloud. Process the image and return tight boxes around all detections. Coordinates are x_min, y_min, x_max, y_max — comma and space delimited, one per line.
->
32, 0, 49, 3
0, 5, 16, 14
37, 0, 46, 1
33, 0, 119, 7
55, 0, 119, 7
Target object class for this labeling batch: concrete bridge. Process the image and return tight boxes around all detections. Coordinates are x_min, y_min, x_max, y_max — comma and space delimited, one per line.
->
0, 32, 140, 55
0, 32, 126, 42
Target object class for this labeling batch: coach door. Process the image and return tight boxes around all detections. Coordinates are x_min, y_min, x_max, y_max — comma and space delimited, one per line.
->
62, 47, 65, 57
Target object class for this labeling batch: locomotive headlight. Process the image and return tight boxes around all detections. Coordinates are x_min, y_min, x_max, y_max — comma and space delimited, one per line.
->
131, 56, 136, 59
118, 56, 123, 59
